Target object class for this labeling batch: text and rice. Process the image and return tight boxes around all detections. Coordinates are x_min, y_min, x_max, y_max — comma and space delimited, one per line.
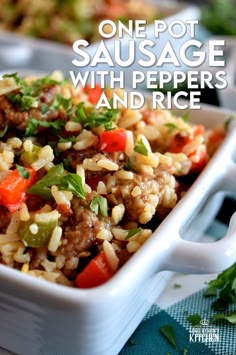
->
0, 71, 226, 288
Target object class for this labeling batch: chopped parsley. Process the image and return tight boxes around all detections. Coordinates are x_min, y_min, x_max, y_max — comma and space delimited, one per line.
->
164, 122, 180, 133
59, 173, 85, 199
182, 110, 190, 122
90, 196, 108, 217
134, 139, 148, 156
0, 124, 8, 138
173, 283, 182, 288
48, 94, 72, 113
25, 117, 65, 136
159, 324, 178, 349
125, 227, 142, 239
187, 314, 201, 326
7, 92, 38, 111
127, 339, 136, 346
27, 163, 85, 200
27, 164, 64, 200
74, 102, 119, 130
4, 73, 60, 111
212, 312, 236, 324
124, 158, 136, 172
204, 262, 236, 311
58, 135, 76, 143
3, 72, 24, 86
16, 164, 30, 179
224, 115, 236, 131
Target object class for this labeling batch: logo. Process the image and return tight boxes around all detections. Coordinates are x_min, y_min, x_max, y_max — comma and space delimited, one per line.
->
200, 318, 209, 326
189, 318, 220, 343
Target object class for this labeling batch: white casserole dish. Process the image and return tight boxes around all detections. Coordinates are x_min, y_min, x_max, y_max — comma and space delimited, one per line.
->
0, 99, 236, 355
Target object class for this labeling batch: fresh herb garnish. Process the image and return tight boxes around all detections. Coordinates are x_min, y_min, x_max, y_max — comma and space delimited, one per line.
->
59, 173, 85, 199
16, 164, 30, 179
124, 158, 136, 172
27, 163, 85, 200
212, 312, 236, 324
173, 283, 181, 288
25, 117, 65, 136
204, 262, 236, 311
4, 73, 61, 112
125, 227, 142, 239
74, 102, 119, 130
159, 324, 178, 349
49, 94, 72, 112
224, 115, 236, 131
21, 95, 37, 110
58, 136, 76, 143
27, 164, 64, 200
182, 110, 190, 122
187, 314, 201, 326
3, 72, 24, 86
41, 104, 48, 115
0, 124, 8, 138
63, 158, 71, 171
127, 339, 136, 346
134, 139, 148, 156
90, 196, 108, 217
164, 123, 180, 133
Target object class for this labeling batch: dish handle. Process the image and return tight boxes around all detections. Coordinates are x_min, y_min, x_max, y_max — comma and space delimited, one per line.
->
162, 212, 236, 274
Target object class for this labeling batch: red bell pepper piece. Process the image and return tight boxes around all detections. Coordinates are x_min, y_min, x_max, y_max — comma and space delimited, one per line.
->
84, 84, 103, 105
188, 146, 207, 173
169, 125, 207, 173
0, 167, 36, 213
100, 128, 127, 153
75, 252, 114, 288
86, 176, 104, 191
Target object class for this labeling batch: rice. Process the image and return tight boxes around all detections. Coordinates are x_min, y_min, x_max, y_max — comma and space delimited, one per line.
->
51, 186, 73, 207
112, 204, 125, 224
97, 158, 119, 171
31, 145, 54, 170
65, 121, 82, 132
118, 109, 142, 129
103, 240, 119, 272
96, 229, 113, 241
96, 181, 107, 194
73, 130, 98, 151
114, 170, 134, 180
0, 71, 226, 288
48, 226, 63, 252
29, 223, 39, 235
0, 150, 14, 171
34, 210, 61, 223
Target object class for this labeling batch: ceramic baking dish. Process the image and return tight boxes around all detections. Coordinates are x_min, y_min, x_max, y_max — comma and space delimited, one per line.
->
0, 99, 236, 355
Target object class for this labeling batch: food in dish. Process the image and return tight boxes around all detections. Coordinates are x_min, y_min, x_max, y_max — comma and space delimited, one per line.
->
0, 71, 226, 288
0, 0, 163, 45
